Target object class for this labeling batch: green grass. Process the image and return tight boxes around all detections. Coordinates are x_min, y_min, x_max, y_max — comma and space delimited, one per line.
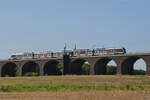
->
1, 84, 150, 92
0, 75, 150, 92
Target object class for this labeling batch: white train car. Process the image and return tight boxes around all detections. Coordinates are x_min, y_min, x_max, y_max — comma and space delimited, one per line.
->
10, 47, 126, 60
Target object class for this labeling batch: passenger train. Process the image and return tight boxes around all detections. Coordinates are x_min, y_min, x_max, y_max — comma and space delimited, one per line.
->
10, 47, 126, 60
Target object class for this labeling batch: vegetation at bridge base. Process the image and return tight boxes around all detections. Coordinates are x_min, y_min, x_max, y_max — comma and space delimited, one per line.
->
56, 64, 63, 75
81, 65, 146, 75
24, 72, 38, 76
15, 67, 20, 76
82, 63, 90, 75
106, 66, 146, 75
133, 69, 146, 75
106, 66, 117, 75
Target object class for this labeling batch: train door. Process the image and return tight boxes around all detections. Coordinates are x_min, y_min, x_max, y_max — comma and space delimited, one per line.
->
107, 49, 110, 55
47, 52, 51, 58
34, 53, 38, 59
114, 49, 118, 54
57, 52, 61, 57
85, 50, 88, 56
80, 50, 85, 56
87, 50, 92, 56
53, 53, 57, 57
20, 55, 23, 60
44, 53, 47, 58
110, 49, 114, 55
13, 55, 17, 60
38, 54, 41, 59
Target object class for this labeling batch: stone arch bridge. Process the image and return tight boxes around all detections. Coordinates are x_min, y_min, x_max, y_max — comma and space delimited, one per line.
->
0, 53, 150, 77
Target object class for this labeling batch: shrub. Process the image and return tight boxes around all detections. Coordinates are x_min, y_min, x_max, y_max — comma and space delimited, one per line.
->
15, 68, 20, 76
82, 63, 90, 75
57, 64, 63, 75
24, 72, 38, 76
5, 75, 9, 77
106, 66, 117, 75
134, 69, 146, 75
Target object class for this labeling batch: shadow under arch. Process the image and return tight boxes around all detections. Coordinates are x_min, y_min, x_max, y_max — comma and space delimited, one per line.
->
121, 57, 147, 75
70, 59, 90, 75
22, 61, 40, 76
43, 60, 62, 75
1, 62, 18, 77
94, 58, 117, 75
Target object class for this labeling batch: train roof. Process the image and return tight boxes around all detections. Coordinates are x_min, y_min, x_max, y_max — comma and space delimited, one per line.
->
106, 47, 124, 49
75, 49, 90, 51
12, 53, 24, 55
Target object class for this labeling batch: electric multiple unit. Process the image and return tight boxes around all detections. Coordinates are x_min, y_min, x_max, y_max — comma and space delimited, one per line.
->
10, 47, 126, 60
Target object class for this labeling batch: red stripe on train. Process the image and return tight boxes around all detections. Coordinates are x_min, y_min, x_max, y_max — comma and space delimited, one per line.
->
78, 51, 80, 56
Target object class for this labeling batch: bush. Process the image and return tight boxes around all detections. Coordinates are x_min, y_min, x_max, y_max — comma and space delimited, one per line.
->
24, 72, 38, 76
82, 63, 90, 75
15, 68, 20, 76
5, 75, 9, 77
134, 69, 146, 75
44, 74, 48, 76
57, 64, 63, 75
106, 66, 117, 75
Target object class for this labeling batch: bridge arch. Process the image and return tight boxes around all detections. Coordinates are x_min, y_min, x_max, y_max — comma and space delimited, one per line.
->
22, 61, 40, 76
94, 58, 117, 75
121, 57, 147, 75
1, 62, 18, 77
134, 58, 146, 75
43, 60, 62, 75
70, 59, 90, 75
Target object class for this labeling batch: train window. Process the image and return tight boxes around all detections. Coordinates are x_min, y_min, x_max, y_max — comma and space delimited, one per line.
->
117, 49, 123, 52
96, 50, 99, 53
69, 52, 73, 56
29, 54, 32, 57
88, 50, 92, 55
24, 54, 27, 57
110, 49, 113, 52
12, 55, 17, 59
16, 55, 20, 59
11, 55, 15, 58
80, 50, 85, 54
34, 54, 38, 58
99, 50, 103, 53
44, 53, 47, 58
54, 53, 56, 56
42, 54, 45, 57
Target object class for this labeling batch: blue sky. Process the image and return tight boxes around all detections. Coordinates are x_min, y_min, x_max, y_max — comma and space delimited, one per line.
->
0, 0, 150, 60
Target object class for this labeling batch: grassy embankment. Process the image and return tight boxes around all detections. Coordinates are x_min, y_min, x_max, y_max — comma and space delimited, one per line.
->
0, 75, 150, 92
